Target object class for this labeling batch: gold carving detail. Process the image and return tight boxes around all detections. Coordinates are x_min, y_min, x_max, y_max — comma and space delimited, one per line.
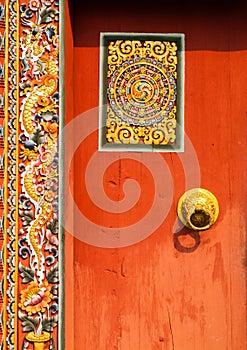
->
106, 106, 176, 145
108, 40, 177, 78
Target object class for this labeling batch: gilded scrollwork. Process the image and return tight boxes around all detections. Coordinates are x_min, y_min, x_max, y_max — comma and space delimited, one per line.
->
106, 106, 176, 145
108, 39, 177, 78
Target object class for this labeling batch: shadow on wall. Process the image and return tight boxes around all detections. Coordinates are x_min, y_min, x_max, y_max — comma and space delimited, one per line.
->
69, 0, 247, 51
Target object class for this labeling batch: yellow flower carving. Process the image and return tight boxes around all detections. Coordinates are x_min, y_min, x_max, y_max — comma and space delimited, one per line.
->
45, 190, 55, 202
20, 146, 38, 161
29, 0, 40, 11
42, 121, 58, 140
19, 281, 52, 315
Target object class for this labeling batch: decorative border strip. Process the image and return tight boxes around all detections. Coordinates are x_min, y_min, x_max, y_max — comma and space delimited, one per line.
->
4, 1, 19, 347
1, 0, 61, 348
0, 2, 5, 347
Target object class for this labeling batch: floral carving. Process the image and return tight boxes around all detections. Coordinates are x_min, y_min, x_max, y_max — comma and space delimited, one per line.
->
19, 281, 53, 315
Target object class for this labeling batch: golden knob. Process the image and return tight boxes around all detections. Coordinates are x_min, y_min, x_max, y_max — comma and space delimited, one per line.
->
177, 188, 219, 231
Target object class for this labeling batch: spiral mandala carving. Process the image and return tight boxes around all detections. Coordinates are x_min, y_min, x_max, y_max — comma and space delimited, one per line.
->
108, 57, 176, 126
105, 38, 180, 146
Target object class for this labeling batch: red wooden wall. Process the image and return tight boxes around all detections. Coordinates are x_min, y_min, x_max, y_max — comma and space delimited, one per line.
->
65, 1, 246, 348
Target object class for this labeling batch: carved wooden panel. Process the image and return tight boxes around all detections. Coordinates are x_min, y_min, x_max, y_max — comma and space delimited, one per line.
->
99, 33, 184, 152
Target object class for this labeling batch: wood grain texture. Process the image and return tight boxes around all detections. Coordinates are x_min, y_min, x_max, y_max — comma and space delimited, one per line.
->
65, 1, 246, 349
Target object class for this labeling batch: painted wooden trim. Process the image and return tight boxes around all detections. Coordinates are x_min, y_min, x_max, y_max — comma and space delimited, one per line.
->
0, 0, 62, 348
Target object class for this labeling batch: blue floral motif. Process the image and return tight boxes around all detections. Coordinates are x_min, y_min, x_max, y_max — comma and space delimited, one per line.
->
45, 25, 56, 42
41, 0, 59, 6
0, 4, 4, 21
20, 4, 34, 20
0, 64, 3, 78
20, 59, 29, 77
42, 0, 54, 5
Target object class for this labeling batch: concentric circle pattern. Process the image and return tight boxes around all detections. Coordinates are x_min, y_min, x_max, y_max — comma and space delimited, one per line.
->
108, 57, 177, 126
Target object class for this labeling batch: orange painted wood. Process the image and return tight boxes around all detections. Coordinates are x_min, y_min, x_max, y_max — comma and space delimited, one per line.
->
65, 1, 246, 349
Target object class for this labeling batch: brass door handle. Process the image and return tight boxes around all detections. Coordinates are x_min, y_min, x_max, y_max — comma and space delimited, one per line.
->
177, 188, 219, 231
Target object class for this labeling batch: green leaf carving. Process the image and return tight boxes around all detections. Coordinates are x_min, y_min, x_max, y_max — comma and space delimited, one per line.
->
50, 285, 58, 296
19, 263, 35, 283
47, 218, 58, 234
46, 264, 58, 284
31, 129, 45, 145
18, 311, 39, 333
40, 8, 58, 24
49, 336, 56, 350
19, 209, 34, 226
22, 340, 29, 350
41, 316, 58, 332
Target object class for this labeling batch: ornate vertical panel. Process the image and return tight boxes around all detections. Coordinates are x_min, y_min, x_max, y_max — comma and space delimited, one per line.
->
0, 2, 5, 347
4, 0, 19, 347
1, 0, 61, 348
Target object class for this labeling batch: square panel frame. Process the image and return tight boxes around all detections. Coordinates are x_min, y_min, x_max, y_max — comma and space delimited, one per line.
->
99, 32, 185, 152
